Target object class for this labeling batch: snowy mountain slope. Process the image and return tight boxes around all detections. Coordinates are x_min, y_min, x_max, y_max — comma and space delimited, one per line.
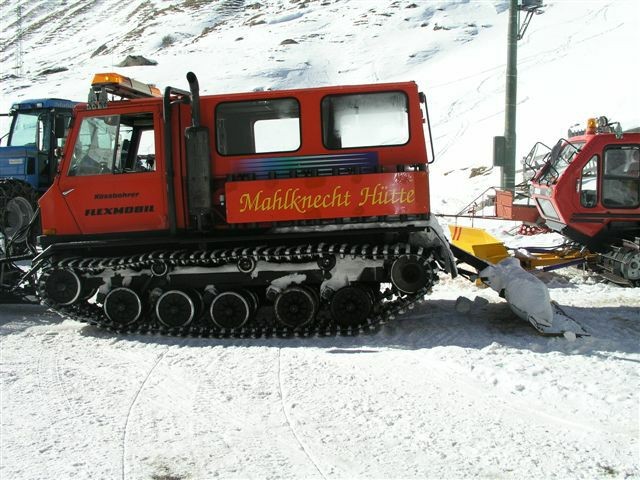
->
0, 1, 639, 479
1, 0, 638, 210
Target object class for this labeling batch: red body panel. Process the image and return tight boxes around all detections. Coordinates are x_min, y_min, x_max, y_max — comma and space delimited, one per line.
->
40, 81, 431, 237
198, 83, 429, 177
225, 172, 428, 223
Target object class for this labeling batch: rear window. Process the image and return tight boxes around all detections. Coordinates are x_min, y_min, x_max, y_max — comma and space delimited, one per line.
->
322, 91, 409, 149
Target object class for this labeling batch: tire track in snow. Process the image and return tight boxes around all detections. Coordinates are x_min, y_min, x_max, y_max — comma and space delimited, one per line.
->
423, 355, 631, 436
277, 348, 327, 480
121, 347, 168, 480
53, 341, 75, 415
119, 344, 244, 480
35, 345, 60, 433
35, 336, 76, 425
29, 332, 90, 473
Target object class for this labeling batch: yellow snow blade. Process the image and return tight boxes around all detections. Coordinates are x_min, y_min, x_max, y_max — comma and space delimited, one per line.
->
449, 225, 510, 265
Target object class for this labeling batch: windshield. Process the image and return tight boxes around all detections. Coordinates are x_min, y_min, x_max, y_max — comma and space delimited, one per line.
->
536, 139, 585, 185
522, 142, 551, 182
8, 111, 39, 146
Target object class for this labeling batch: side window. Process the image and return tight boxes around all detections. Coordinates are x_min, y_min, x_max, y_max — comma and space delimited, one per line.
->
68, 115, 117, 176
322, 91, 409, 149
68, 113, 156, 177
216, 98, 300, 155
579, 155, 598, 208
602, 146, 640, 208
135, 129, 157, 172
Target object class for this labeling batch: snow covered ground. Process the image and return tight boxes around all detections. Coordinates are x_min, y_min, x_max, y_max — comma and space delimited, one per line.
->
1, 0, 639, 479
2, 268, 638, 480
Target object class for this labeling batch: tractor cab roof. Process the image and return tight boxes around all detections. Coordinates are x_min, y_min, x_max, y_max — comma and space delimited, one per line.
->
10, 98, 78, 112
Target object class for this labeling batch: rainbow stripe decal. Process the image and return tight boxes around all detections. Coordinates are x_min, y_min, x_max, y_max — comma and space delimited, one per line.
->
233, 152, 378, 176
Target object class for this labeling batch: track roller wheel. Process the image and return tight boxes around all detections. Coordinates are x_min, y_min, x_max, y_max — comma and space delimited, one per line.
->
104, 287, 142, 326
330, 286, 373, 328
151, 262, 169, 277
317, 254, 336, 271
42, 269, 82, 306
390, 255, 431, 294
210, 290, 256, 329
155, 290, 195, 328
237, 257, 256, 274
274, 286, 318, 329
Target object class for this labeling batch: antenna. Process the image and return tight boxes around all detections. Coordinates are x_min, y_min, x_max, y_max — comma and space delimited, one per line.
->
15, 4, 24, 77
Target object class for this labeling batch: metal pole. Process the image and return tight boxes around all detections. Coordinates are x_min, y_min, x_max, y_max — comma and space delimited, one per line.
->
502, 0, 518, 190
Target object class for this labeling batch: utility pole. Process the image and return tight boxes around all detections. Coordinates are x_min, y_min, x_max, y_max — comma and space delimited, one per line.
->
495, 0, 544, 190
502, 0, 519, 190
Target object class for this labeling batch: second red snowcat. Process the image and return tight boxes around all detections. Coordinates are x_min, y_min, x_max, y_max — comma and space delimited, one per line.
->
528, 117, 639, 286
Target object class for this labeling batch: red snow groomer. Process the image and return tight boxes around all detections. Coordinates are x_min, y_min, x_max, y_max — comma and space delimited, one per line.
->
4, 72, 578, 337
528, 117, 640, 286
32, 72, 461, 335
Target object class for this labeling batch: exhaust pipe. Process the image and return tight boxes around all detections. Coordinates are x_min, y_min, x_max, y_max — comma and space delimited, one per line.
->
184, 72, 212, 231
186, 71, 201, 127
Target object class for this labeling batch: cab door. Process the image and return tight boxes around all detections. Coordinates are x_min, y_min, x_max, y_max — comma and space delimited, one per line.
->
57, 105, 168, 235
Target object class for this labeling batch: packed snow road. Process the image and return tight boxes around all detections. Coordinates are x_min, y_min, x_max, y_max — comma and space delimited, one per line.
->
1, 274, 638, 480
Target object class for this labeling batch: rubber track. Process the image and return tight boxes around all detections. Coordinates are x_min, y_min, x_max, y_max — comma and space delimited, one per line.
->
38, 242, 436, 339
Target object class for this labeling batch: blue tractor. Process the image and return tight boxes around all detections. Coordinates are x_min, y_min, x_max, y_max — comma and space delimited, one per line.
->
0, 98, 77, 252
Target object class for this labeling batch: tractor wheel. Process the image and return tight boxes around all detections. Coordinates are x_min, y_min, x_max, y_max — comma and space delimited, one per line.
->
0, 179, 39, 255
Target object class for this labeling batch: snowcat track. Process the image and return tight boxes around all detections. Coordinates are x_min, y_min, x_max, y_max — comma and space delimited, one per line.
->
37, 242, 438, 339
